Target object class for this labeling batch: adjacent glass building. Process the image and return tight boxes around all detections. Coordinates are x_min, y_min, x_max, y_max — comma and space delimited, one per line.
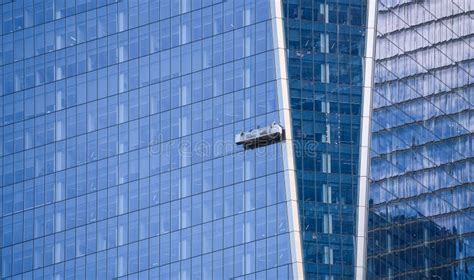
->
368, 0, 474, 279
0, 0, 376, 279
281, 0, 374, 279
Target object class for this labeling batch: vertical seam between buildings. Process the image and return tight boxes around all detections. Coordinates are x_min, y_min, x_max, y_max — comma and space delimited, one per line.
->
270, 0, 305, 279
355, 0, 378, 279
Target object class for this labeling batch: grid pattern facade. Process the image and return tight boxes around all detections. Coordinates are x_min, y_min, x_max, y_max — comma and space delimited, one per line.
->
0, 0, 298, 279
281, 0, 368, 278
368, 0, 474, 279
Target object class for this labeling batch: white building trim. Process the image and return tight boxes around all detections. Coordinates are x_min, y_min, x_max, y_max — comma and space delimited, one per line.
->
355, 0, 378, 279
270, 1, 305, 279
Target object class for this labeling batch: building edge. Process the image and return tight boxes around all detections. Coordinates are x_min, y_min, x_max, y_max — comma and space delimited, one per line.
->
355, 0, 378, 279
270, 0, 305, 279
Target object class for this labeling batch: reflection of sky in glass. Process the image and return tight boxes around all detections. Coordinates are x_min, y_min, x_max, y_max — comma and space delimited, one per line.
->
0, 1, 296, 278
368, 1, 474, 279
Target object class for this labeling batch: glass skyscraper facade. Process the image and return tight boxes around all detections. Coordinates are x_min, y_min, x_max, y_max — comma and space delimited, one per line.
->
368, 0, 474, 279
281, 0, 371, 279
0, 0, 300, 278
0, 0, 377, 279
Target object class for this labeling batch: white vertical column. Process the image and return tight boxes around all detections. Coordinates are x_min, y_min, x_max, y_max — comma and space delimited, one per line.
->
355, 0, 378, 279
269, 1, 305, 279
